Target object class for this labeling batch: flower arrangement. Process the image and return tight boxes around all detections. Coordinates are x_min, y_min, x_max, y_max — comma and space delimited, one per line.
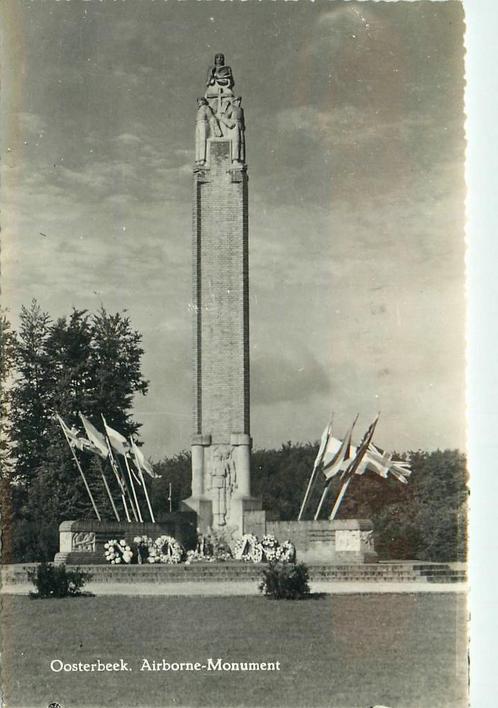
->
185, 549, 216, 565
209, 527, 235, 562
104, 539, 133, 564
133, 535, 154, 564
232, 534, 296, 564
233, 533, 262, 562
215, 548, 233, 562
250, 544, 264, 563
148, 535, 184, 564
276, 540, 296, 563
260, 534, 279, 562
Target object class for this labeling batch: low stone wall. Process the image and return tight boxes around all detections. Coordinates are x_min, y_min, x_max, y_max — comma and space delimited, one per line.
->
54, 513, 197, 565
243, 512, 377, 564
54, 512, 377, 566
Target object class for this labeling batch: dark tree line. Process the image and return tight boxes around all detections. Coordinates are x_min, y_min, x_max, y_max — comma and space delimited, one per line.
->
0, 301, 149, 562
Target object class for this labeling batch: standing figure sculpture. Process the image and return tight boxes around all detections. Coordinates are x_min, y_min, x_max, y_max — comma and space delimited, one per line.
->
195, 97, 220, 165
209, 446, 236, 526
221, 97, 245, 164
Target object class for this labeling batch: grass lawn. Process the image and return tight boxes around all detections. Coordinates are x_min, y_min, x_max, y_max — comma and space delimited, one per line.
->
1, 593, 467, 708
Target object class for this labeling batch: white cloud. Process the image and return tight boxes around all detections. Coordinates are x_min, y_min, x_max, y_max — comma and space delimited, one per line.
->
114, 133, 143, 146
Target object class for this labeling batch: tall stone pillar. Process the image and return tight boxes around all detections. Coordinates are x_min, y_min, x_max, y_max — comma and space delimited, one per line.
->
182, 54, 261, 535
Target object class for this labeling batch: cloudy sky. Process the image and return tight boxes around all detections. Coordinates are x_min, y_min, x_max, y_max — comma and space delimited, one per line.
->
1, 0, 466, 459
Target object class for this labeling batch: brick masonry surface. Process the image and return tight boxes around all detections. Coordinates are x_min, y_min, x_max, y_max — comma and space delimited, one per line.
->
192, 139, 249, 443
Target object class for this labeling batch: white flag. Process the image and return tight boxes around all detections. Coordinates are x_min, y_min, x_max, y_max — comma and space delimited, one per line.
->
322, 414, 359, 480
313, 419, 333, 469
78, 413, 109, 459
131, 439, 160, 478
102, 417, 130, 457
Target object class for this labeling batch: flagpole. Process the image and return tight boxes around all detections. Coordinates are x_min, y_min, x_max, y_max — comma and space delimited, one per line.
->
103, 432, 131, 522
298, 463, 320, 521
101, 415, 138, 522
130, 439, 155, 523
139, 465, 156, 523
314, 481, 331, 520
329, 476, 352, 521
123, 454, 143, 522
57, 417, 102, 522
168, 482, 172, 513
298, 412, 333, 521
98, 460, 120, 522
116, 454, 139, 522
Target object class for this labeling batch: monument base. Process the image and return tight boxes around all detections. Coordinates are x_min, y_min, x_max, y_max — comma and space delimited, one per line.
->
54, 513, 197, 565
181, 495, 262, 535
243, 512, 378, 564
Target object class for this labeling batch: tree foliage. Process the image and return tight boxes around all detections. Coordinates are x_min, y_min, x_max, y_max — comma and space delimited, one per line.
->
150, 452, 192, 517
2, 302, 149, 561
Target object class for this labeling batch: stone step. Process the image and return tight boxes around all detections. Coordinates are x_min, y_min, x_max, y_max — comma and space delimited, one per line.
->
1, 562, 466, 585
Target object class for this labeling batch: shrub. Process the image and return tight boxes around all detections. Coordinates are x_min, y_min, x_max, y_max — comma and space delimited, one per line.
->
259, 561, 310, 600
27, 562, 92, 598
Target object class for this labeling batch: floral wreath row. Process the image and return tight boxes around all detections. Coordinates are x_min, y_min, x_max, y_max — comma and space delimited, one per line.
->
104, 539, 133, 564
104, 533, 296, 565
104, 535, 185, 565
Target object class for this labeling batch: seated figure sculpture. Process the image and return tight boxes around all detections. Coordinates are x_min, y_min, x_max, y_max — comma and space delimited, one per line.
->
206, 53, 234, 91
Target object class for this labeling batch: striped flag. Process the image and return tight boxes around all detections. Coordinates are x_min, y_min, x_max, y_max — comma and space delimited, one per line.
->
341, 413, 380, 480
364, 442, 411, 484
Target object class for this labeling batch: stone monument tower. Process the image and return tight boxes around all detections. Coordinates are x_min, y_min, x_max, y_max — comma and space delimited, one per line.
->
182, 54, 261, 534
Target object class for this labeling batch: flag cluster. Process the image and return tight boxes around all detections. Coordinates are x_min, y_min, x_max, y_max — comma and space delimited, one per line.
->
59, 412, 159, 478
318, 414, 410, 485
56, 411, 160, 524
300, 412, 412, 521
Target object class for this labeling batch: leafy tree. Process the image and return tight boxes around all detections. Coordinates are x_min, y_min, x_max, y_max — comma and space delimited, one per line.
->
0, 311, 16, 470
371, 449, 467, 561
150, 451, 191, 517
90, 308, 148, 437
46, 309, 95, 419
0, 311, 17, 561
5, 302, 149, 561
252, 442, 319, 520
8, 301, 52, 486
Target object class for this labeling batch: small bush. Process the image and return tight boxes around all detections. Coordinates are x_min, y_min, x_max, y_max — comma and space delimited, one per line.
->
27, 562, 92, 598
259, 561, 310, 600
